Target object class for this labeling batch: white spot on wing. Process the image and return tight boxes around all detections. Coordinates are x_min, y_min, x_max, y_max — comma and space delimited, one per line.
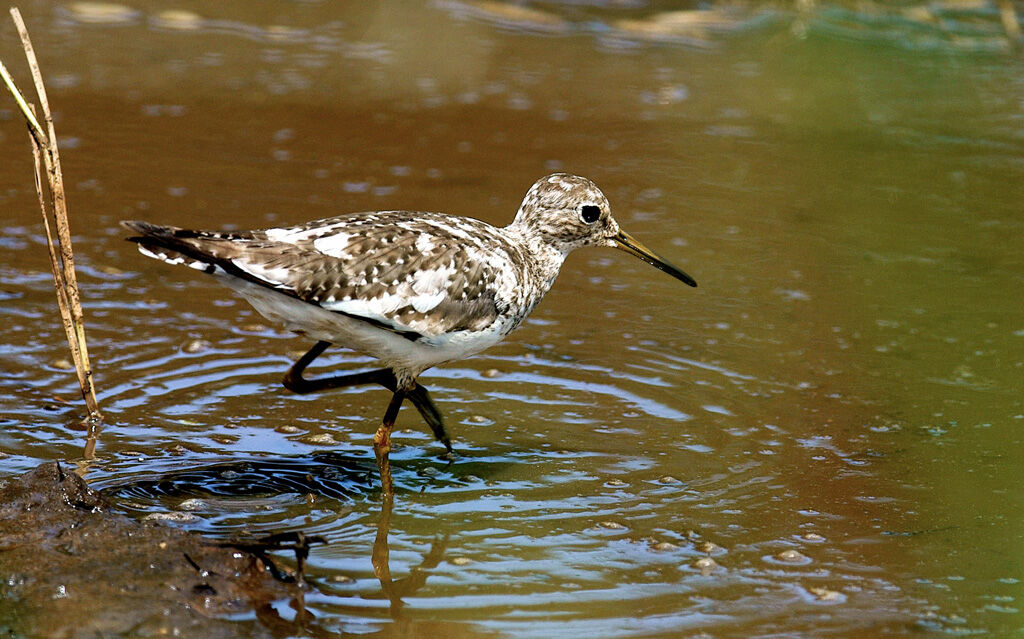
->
266, 224, 339, 244
323, 295, 407, 327
321, 264, 458, 332
313, 232, 353, 258
412, 267, 451, 296
415, 233, 435, 253
231, 259, 292, 286
411, 292, 445, 313
409, 264, 455, 312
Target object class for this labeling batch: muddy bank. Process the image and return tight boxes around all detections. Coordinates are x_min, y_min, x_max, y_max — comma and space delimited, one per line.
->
0, 462, 303, 638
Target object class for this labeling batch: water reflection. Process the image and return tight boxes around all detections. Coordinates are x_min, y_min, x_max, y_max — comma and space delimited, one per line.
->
372, 494, 450, 620
102, 455, 452, 635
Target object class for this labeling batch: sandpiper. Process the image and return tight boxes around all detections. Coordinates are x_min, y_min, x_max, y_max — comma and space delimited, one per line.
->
124, 173, 696, 494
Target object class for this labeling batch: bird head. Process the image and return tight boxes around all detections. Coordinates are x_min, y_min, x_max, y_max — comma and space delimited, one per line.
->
512, 173, 697, 287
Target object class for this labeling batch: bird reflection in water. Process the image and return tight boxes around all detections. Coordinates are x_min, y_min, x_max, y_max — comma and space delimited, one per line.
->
103, 455, 448, 634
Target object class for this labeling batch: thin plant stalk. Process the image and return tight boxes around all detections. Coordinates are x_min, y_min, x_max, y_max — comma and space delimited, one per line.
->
2, 8, 102, 430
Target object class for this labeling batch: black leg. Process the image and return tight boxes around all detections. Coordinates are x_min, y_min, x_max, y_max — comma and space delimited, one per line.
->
282, 341, 454, 454
283, 341, 392, 394
406, 384, 452, 456
282, 340, 330, 391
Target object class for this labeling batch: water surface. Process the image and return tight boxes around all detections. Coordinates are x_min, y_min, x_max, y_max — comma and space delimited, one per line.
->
1, 2, 1022, 637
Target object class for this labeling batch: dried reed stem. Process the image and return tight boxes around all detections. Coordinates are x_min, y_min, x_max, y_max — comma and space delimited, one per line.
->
2, 8, 102, 425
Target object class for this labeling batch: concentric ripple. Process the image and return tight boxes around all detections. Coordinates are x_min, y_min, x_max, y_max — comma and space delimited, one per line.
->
100, 452, 374, 502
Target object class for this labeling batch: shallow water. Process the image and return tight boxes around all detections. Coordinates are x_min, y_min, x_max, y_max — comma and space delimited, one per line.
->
1, 2, 1022, 637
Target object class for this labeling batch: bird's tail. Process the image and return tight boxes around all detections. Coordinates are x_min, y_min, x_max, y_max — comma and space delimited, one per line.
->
121, 220, 244, 275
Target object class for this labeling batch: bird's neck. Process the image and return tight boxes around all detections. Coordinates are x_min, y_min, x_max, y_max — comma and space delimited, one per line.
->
503, 221, 570, 296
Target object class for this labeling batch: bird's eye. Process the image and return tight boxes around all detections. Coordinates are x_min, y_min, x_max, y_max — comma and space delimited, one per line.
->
581, 205, 601, 224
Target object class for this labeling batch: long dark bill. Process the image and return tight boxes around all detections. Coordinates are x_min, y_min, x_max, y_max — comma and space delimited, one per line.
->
614, 229, 697, 288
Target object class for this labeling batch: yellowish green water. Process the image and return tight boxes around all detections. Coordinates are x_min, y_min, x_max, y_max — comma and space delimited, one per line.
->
1, 2, 1022, 637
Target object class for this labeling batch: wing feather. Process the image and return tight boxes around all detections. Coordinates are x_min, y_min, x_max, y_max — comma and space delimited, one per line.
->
124, 213, 509, 340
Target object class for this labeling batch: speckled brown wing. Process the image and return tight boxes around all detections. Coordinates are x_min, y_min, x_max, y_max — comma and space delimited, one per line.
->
123, 213, 507, 339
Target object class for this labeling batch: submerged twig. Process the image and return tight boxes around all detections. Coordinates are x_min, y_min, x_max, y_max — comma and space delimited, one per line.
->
2, 8, 102, 435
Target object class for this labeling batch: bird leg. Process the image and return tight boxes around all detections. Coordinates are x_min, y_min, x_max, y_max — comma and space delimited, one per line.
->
404, 385, 452, 456
283, 341, 453, 455
283, 340, 382, 393
374, 391, 405, 496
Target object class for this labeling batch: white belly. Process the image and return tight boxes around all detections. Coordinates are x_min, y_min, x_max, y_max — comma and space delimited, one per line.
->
222, 277, 509, 376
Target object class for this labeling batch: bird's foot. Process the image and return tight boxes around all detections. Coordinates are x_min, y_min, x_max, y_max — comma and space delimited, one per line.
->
437, 448, 457, 464
373, 424, 394, 496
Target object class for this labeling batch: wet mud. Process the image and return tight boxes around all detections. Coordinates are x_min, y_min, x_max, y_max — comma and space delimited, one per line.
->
0, 461, 303, 638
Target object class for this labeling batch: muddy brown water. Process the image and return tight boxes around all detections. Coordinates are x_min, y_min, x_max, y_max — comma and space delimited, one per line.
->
1, 2, 1022, 637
